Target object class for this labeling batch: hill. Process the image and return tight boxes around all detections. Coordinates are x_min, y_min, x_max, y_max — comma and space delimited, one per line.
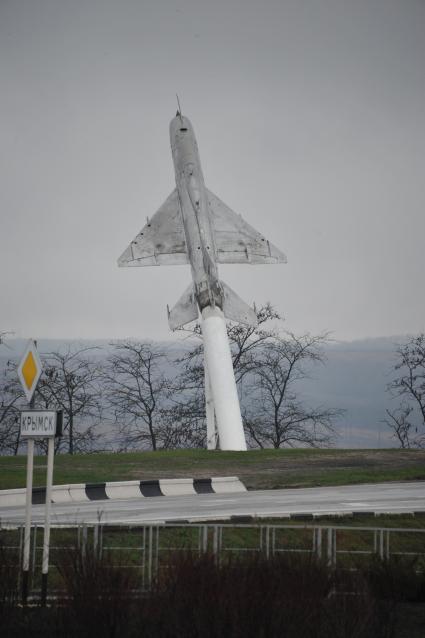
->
1, 448, 424, 491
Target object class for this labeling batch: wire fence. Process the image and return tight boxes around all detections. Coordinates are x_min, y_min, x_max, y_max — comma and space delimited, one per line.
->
1, 522, 425, 599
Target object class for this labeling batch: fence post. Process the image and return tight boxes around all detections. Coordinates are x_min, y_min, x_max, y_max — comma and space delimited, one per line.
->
93, 524, 98, 557
316, 528, 322, 559
379, 530, 384, 559
82, 525, 87, 559
142, 526, 146, 590
32, 524, 37, 581
155, 526, 159, 577
213, 525, 220, 562
333, 528, 337, 566
148, 526, 153, 588
327, 528, 333, 567
202, 525, 208, 553
99, 525, 103, 560
265, 526, 270, 559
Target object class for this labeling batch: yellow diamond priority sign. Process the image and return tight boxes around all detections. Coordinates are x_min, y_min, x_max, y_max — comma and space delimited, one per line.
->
17, 340, 43, 403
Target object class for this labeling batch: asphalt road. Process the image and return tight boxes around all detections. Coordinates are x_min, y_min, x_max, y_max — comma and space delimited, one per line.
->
1, 481, 424, 526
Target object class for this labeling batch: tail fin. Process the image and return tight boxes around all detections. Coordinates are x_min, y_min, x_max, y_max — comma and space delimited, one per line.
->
168, 280, 257, 330
167, 284, 198, 330
221, 281, 257, 327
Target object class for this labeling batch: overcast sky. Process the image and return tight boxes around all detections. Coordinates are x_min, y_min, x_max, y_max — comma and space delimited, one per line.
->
1, 0, 424, 342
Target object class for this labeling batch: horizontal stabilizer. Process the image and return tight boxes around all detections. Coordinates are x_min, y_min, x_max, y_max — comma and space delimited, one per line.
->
207, 189, 287, 265
118, 189, 188, 267
221, 281, 257, 327
168, 284, 199, 331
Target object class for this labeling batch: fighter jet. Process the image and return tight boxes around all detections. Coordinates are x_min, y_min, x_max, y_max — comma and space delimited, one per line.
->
118, 111, 286, 450
118, 112, 286, 329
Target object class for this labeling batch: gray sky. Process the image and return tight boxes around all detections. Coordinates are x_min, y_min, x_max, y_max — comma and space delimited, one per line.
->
1, 0, 424, 341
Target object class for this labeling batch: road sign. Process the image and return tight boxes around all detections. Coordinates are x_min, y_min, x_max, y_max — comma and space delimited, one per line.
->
17, 340, 43, 402
19, 405, 62, 605
20, 410, 58, 438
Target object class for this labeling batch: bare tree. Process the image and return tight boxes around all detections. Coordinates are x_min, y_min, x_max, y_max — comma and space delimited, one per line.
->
35, 347, 103, 454
384, 334, 425, 448
172, 304, 340, 448
152, 403, 207, 449
0, 331, 14, 349
104, 341, 171, 451
0, 361, 23, 454
243, 333, 340, 448
228, 303, 282, 383
169, 304, 281, 445
384, 403, 415, 449
178, 302, 280, 381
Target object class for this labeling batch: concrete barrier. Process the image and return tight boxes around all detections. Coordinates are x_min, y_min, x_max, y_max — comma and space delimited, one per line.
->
160, 478, 197, 496
0, 488, 27, 507
139, 480, 163, 497
68, 484, 90, 502
194, 478, 215, 494
32, 487, 46, 505
0, 476, 247, 506
85, 483, 108, 500
51, 484, 73, 503
105, 481, 142, 500
212, 477, 247, 493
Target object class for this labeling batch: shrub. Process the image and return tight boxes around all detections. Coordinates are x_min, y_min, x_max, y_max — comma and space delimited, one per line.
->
56, 546, 139, 638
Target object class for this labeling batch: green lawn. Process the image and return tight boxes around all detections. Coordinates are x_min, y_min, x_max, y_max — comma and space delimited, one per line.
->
0, 447, 424, 491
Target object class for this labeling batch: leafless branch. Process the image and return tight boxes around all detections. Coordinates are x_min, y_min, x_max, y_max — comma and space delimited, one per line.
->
385, 334, 425, 448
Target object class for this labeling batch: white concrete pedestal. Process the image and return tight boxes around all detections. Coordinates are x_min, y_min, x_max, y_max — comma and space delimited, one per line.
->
201, 306, 247, 451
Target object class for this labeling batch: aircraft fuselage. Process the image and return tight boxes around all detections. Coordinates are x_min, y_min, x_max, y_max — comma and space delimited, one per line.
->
170, 114, 222, 312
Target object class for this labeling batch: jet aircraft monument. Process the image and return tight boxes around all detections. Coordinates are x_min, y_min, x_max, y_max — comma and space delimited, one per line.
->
118, 111, 286, 450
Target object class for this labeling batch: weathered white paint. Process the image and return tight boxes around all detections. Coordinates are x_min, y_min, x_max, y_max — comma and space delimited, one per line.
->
205, 361, 218, 450
20, 410, 57, 438
0, 488, 27, 507
105, 481, 143, 500
23, 438, 34, 572
201, 306, 247, 451
68, 484, 89, 502
51, 485, 73, 503
212, 477, 247, 493
42, 437, 54, 574
160, 479, 197, 496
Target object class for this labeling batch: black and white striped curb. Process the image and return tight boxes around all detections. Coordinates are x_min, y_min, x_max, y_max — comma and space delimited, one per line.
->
0, 477, 246, 506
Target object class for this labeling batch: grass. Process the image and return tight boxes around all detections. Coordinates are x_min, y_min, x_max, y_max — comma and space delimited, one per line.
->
1, 447, 425, 491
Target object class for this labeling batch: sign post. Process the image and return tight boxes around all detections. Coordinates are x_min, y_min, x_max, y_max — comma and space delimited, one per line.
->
17, 341, 62, 605
17, 340, 43, 604
19, 409, 61, 605
22, 438, 34, 599
41, 432, 55, 605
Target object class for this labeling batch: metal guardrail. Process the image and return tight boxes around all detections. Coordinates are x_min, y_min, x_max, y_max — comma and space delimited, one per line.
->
1, 522, 425, 597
